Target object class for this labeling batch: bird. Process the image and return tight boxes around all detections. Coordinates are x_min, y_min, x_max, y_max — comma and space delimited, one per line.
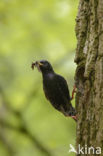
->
31, 60, 77, 121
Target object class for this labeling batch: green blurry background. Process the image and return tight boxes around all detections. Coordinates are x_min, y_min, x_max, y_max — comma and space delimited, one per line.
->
0, 0, 78, 156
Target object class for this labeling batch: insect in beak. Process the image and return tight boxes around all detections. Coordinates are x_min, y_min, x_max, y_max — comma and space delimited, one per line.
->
31, 61, 43, 70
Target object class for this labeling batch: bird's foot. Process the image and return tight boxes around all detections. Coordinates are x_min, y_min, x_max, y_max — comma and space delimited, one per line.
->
71, 115, 77, 122
71, 85, 77, 100
65, 114, 77, 122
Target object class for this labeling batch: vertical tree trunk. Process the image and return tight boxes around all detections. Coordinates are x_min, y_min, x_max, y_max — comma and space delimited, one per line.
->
75, 0, 103, 155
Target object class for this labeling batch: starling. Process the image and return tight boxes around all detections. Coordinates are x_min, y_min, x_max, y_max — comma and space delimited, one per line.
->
32, 60, 77, 121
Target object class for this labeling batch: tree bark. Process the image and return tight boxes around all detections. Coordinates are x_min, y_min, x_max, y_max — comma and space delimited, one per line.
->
75, 0, 103, 155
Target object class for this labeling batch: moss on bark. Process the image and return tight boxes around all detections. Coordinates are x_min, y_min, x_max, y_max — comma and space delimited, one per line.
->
75, 0, 103, 155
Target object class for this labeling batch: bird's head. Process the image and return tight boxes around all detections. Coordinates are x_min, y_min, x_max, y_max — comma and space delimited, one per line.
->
32, 60, 54, 74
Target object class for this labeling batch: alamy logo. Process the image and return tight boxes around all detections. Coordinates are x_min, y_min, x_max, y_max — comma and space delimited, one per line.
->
68, 144, 101, 155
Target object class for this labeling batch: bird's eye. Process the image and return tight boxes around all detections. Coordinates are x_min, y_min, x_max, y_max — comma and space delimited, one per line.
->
45, 62, 49, 66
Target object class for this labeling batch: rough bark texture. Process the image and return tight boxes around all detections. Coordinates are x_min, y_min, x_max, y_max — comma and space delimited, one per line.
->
75, 0, 103, 155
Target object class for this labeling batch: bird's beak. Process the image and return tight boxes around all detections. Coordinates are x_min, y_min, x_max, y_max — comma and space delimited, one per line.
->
36, 61, 43, 72
38, 62, 43, 66
31, 61, 43, 70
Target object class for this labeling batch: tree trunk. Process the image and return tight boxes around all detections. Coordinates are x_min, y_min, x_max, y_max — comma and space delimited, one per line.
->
75, 0, 103, 155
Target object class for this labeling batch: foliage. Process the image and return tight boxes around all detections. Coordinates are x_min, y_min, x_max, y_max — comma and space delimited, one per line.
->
0, 0, 78, 156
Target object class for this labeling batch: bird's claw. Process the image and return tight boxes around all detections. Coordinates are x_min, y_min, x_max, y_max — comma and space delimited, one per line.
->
65, 114, 77, 122
71, 85, 77, 100
71, 115, 77, 121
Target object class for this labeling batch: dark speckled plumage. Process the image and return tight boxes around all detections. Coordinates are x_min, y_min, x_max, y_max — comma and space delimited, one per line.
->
32, 60, 76, 120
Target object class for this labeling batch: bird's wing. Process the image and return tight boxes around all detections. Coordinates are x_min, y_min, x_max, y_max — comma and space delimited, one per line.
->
55, 74, 71, 101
